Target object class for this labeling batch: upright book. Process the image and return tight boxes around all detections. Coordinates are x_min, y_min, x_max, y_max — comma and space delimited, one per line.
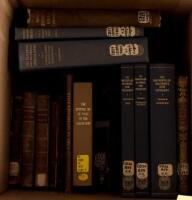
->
121, 64, 135, 196
73, 82, 93, 187
15, 27, 144, 41
26, 9, 161, 28
134, 64, 149, 196
18, 38, 148, 71
150, 64, 177, 197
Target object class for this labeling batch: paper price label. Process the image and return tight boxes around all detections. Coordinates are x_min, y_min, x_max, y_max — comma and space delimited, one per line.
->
136, 163, 148, 179
158, 164, 173, 177
106, 26, 136, 37
138, 11, 151, 24
77, 155, 89, 173
123, 160, 134, 176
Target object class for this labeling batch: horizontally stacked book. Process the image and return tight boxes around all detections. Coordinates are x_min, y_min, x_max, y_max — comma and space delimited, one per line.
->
9, 8, 190, 197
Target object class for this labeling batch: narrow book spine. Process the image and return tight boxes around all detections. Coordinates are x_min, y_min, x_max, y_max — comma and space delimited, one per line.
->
121, 64, 135, 196
177, 76, 189, 194
35, 95, 49, 187
134, 64, 149, 196
18, 38, 148, 71
22, 92, 36, 187
9, 96, 23, 186
73, 82, 93, 187
26, 9, 161, 28
150, 64, 177, 197
64, 74, 73, 193
15, 27, 144, 41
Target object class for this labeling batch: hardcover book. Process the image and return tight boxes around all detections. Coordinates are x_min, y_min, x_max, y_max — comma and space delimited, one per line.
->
134, 64, 149, 196
121, 64, 135, 196
15, 27, 144, 41
150, 64, 177, 197
35, 94, 49, 187
73, 82, 93, 187
21, 92, 36, 187
26, 9, 161, 28
18, 38, 149, 71
177, 76, 189, 194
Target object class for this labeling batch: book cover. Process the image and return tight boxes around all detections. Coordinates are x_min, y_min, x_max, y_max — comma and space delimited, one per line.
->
150, 64, 177, 197
121, 64, 135, 196
177, 76, 189, 194
134, 64, 149, 196
26, 9, 160, 28
15, 27, 144, 41
9, 96, 23, 186
35, 94, 49, 187
21, 92, 36, 187
18, 38, 149, 71
73, 82, 93, 187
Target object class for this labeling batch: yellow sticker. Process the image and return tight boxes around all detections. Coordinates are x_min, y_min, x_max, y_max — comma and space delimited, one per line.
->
78, 174, 89, 181
77, 155, 89, 173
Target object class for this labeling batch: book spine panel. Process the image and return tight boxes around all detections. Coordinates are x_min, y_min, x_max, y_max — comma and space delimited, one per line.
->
134, 65, 149, 196
121, 65, 135, 196
35, 95, 49, 187
9, 96, 23, 186
177, 76, 189, 194
15, 27, 144, 41
64, 75, 73, 193
73, 83, 93, 187
150, 64, 177, 197
18, 38, 148, 71
22, 92, 36, 187
27, 9, 161, 28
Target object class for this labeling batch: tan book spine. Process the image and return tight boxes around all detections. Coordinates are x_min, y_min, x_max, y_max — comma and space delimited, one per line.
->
64, 75, 73, 192
35, 95, 49, 187
177, 76, 189, 194
18, 0, 191, 11
73, 82, 92, 187
22, 92, 36, 187
27, 9, 161, 28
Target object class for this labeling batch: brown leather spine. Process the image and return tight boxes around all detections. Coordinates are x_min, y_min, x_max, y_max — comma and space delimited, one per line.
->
35, 95, 49, 187
22, 92, 36, 187
73, 82, 93, 187
177, 76, 189, 194
27, 9, 161, 28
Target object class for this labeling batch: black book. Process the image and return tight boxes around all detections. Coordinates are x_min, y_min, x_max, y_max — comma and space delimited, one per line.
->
121, 64, 135, 196
134, 64, 149, 196
18, 38, 149, 71
150, 64, 177, 197
15, 27, 144, 41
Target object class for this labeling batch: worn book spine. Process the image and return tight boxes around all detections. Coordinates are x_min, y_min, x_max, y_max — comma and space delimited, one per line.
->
15, 27, 144, 41
150, 64, 177, 197
73, 82, 93, 187
177, 76, 189, 194
64, 74, 73, 193
22, 92, 36, 187
18, 38, 148, 71
9, 96, 23, 186
26, 9, 161, 28
134, 64, 149, 196
94, 120, 110, 191
18, 0, 191, 11
121, 64, 135, 196
35, 94, 49, 187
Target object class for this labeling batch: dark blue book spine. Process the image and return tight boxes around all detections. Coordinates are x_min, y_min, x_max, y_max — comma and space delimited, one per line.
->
121, 64, 135, 196
18, 38, 149, 71
150, 64, 177, 197
134, 64, 149, 196
15, 27, 144, 41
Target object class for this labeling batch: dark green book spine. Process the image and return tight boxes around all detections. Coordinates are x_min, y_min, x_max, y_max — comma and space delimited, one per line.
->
134, 64, 149, 196
15, 27, 144, 41
121, 64, 135, 196
18, 38, 148, 71
150, 64, 177, 197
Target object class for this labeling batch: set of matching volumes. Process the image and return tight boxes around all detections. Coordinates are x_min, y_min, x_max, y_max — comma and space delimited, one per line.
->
9, 79, 93, 191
